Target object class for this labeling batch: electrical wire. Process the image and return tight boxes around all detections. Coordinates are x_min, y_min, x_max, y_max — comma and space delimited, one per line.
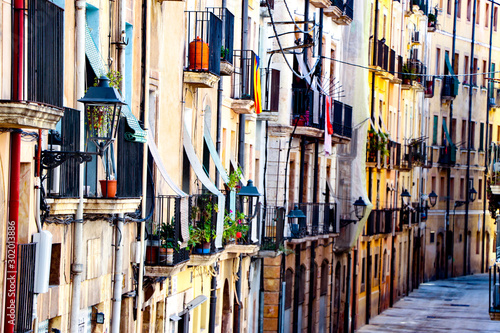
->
281, 0, 318, 35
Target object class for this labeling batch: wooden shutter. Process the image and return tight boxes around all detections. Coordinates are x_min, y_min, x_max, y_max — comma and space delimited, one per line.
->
480, 122, 485, 151
270, 69, 280, 111
432, 115, 438, 145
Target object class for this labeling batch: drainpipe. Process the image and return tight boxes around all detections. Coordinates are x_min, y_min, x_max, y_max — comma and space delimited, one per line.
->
4, 0, 24, 329
70, 1, 86, 332
238, 0, 249, 174
329, 242, 335, 333
366, 241, 371, 324
135, 0, 150, 331
445, 0, 459, 280
350, 248, 357, 333
111, 213, 124, 333
111, 2, 126, 330
299, 139, 306, 204
464, 0, 478, 277
307, 241, 316, 330
343, 251, 351, 333
292, 244, 300, 333
483, 1, 494, 274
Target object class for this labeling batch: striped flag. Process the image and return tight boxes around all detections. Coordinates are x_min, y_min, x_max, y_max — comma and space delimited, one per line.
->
253, 54, 262, 114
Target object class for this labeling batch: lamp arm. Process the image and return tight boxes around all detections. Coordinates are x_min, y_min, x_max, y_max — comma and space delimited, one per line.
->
245, 201, 261, 221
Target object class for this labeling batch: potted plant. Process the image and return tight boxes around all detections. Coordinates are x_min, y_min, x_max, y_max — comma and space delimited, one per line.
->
402, 64, 415, 85
189, 200, 217, 254
223, 211, 249, 245
428, 13, 436, 28
159, 220, 178, 265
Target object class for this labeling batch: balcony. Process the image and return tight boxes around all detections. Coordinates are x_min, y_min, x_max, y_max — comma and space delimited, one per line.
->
290, 87, 324, 137
184, 11, 223, 88
287, 202, 338, 241
489, 263, 500, 320
424, 77, 435, 98
437, 145, 457, 166
207, 7, 235, 76
310, 0, 331, 8
0, 0, 64, 130
412, 0, 428, 13
224, 198, 260, 255
260, 206, 286, 253
145, 195, 190, 277
325, 0, 354, 25
332, 100, 353, 143
366, 129, 389, 168
411, 31, 421, 44
230, 50, 256, 114
402, 59, 426, 88
442, 76, 459, 100
364, 209, 395, 236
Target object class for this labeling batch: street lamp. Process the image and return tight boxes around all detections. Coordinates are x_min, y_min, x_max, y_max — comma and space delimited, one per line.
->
237, 180, 261, 242
428, 190, 438, 207
401, 189, 411, 206
287, 205, 306, 238
353, 197, 367, 221
78, 76, 125, 155
469, 186, 477, 203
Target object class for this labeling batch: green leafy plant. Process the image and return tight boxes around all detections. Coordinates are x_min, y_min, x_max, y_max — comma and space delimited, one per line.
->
159, 219, 179, 250
221, 46, 229, 60
226, 168, 243, 191
278, 244, 294, 256
223, 210, 249, 243
402, 64, 417, 81
188, 196, 217, 249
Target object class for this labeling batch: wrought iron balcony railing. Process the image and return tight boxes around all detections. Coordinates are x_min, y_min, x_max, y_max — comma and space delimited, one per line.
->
291, 87, 325, 129
145, 195, 190, 267
288, 202, 337, 239
332, 100, 353, 139
364, 209, 394, 236
260, 206, 286, 251
185, 11, 223, 76
232, 50, 256, 100
189, 194, 219, 255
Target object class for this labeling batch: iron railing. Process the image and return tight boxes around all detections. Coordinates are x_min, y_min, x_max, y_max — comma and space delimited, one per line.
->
332, 100, 353, 139
189, 194, 219, 255
185, 11, 222, 76
232, 198, 261, 246
15, 243, 36, 333
289, 202, 337, 238
438, 145, 457, 165
291, 87, 324, 129
27, 0, 64, 107
232, 50, 256, 100
206, 7, 234, 64
261, 206, 286, 251
364, 209, 393, 236
146, 195, 190, 267
490, 263, 500, 315
389, 49, 396, 74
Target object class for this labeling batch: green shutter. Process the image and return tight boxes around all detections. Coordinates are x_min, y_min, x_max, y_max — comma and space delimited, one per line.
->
433, 115, 438, 145
480, 122, 484, 151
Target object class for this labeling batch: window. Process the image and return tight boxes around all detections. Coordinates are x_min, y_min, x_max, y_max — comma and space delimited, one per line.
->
473, 58, 478, 85
442, 116, 447, 145
436, 48, 442, 75
450, 178, 455, 200
460, 178, 465, 200
298, 265, 306, 304
480, 122, 485, 151
448, 0, 452, 14
320, 261, 329, 296
432, 176, 437, 195
477, 0, 481, 24
458, 0, 462, 18
433, 115, 439, 145
374, 254, 379, 280
462, 119, 468, 145
476, 231, 481, 254
464, 56, 470, 84
361, 257, 366, 285
486, 3, 490, 27
430, 231, 435, 243
440, 176, 446, 197
479, 178, 483, 200
444, 51, 450, 75
497, 125, 500, 142
454, 53, 460, 75
471, 122, 476, 149
495, 7, 498, 31
452, 118, 457, 143
467, 0, 472, 21
285, 269, 294, 309
49, 244, 62, 285
483, 60, 488, 87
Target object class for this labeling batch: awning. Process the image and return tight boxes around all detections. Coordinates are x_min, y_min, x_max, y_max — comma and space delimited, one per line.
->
183, 123, 225, 248
379, 114, 392, 140
442, 117, 453, 145
444, 53, 460, 86
85, 24, 107, 78
148, 130, 190, 248
123, 106, 147, 143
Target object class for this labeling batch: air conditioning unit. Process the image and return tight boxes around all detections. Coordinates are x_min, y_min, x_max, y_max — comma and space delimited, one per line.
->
33, 231, 52, 294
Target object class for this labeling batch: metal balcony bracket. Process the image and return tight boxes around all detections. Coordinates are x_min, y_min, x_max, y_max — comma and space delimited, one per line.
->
41, 150, 97, 170
340, 219, 357, 228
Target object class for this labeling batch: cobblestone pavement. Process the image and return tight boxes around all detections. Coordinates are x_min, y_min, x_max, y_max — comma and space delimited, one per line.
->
356, 274, 500, 332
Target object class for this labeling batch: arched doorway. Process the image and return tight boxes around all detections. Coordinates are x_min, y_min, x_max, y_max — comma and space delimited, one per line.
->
332, 262, 341, 333
436, 233, 445, 279
222, 279, 231, 333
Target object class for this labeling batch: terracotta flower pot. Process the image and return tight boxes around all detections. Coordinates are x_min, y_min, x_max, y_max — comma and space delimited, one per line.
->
188, 37, 209, 70
100, 180, 117, 198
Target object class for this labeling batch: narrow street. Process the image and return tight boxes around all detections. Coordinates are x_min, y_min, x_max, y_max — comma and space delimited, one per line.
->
357, 275, 500, 332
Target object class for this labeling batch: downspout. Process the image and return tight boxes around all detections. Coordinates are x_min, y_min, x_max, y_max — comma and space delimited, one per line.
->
70, 1, 86, 332
366, 241, 371, 324
343, 251, 352, 333
350, 248, 357, 333
446, 0, 459, 280
238, 0, 249, 173
299, 138, 306, 204
366, 0, 379, 322
329, 242, 335, 333
482, 2, 494, 274
136, 0, 150, 331
307, 241, 316, 330
110, 1, 127, 331
292, 244, 300, 333
464, 0, 478, 277
111, 213, 124, 333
